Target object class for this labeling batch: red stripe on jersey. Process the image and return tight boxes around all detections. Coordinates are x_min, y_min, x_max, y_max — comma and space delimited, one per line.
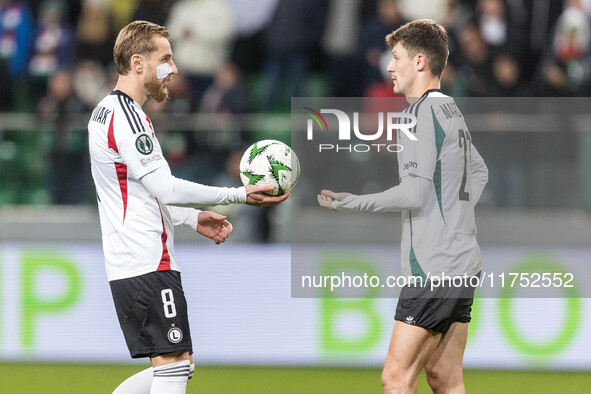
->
145, 115, 153, 130
107, 110, 118, 152
156, 200, 171, 271
114, 162, 128, 222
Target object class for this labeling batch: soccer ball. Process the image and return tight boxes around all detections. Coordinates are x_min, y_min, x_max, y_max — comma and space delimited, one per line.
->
239, 140, 300, 196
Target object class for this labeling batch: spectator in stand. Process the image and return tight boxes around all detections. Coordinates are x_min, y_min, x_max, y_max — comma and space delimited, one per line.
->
28, 0, 75, 100
108, 0, 137, 32
131, 0, 174, 27
439, 0, 472, 90
474, 0, 527, 51
489, 52, 531, 96
476, 0, 509, 47
200, 63, 252, 118
262, 0, 328, 110
322, 0, 363, 97
553, 0, 590, 63
166, 0, 235, 110
441, 60, 469, 97
75, 0, 113, 65
38, 69, 90, 204
440, 0, 473, 30
533, 60, 578, 96
456, 22, 495, 96
397, 0, 447, 22
358, 0, 406, 92
226, 0, 278, 73
0, 0, 33, 109
197, 63, 253, 182
200, 62, 252, 144
72, 59, 108, 109
532, 0, 591, 96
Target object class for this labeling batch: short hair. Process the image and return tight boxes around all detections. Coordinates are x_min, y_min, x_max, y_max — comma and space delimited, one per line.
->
113, 20, 169, 76
385, 19, 449, 78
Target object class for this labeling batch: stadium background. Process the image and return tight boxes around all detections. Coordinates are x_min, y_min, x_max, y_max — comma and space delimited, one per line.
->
0, 0, 590, 392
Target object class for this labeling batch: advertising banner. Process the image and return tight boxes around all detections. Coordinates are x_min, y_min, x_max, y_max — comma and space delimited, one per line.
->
0, 243, 589, 369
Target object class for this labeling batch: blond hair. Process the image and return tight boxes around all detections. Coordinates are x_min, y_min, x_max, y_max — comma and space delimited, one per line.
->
113, 20, 169, 75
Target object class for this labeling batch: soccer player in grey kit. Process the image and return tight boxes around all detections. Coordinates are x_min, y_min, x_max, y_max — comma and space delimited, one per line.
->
318, 20, 488, 393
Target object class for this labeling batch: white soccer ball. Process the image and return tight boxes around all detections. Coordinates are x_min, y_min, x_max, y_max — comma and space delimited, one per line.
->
239, 139, 300, 196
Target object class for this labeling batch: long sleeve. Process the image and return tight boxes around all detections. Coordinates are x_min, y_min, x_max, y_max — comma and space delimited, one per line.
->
470, 144, 488, 205
332, 175, 431, 212
140, 165, 246, 208
168, 205, 200, 230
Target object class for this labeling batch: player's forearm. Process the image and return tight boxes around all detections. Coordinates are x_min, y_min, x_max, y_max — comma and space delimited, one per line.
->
141, 166, 247, 207
168, 205, 200, 229
332, 176, 430, 212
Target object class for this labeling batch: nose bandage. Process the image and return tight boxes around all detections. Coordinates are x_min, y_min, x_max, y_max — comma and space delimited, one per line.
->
157, 63, 172, 79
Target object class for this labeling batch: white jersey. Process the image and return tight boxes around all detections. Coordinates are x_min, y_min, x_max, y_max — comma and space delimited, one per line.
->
397, 90, 487, 278
89, 90, 178, 281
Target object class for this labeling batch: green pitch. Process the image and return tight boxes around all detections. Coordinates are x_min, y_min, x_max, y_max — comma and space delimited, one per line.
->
0, 363, 589, 393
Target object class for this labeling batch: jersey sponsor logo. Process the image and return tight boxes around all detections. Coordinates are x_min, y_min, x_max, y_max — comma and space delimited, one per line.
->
135, 134, 154, 155
403, 161, 418, 170
168, 327, 183, 343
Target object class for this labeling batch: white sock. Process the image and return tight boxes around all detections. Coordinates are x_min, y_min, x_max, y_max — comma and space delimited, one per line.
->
150, 360, 190, 394
112, 366, 153, 394
188, 363, 195, 382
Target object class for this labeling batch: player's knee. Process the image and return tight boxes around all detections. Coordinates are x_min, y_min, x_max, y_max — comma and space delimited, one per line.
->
381, 363, 412, 391
425, 365, 444, 391
425, 364, 462, 393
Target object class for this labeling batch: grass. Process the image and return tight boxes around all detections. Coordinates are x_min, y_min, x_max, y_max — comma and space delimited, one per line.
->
0, 363, 589, 393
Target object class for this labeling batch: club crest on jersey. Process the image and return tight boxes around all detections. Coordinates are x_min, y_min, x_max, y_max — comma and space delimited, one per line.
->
168, 327, 183, 343
135, 134, 154, 155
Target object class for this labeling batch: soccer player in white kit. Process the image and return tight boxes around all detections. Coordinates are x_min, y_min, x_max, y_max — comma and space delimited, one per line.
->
88, 21, 288, 394
318, 20, 488, 393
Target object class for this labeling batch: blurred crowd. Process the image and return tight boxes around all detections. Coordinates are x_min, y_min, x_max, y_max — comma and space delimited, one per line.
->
1, 0, 590, 113
1, 0, 591, 236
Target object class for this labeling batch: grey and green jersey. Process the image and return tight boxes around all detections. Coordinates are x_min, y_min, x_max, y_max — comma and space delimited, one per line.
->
397, 90, 488, 279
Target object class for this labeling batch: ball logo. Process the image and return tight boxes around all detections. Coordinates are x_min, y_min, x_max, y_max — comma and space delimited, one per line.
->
168, 327, 183, 343
135, 134, 154, 155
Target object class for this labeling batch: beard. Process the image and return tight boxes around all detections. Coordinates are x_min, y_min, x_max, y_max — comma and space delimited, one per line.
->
145, 72, 169, 103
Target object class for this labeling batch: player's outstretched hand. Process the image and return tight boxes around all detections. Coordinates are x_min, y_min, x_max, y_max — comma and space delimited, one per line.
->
317, 189, 351, 210
197, 211, 233, 244
245, 185, 290, 207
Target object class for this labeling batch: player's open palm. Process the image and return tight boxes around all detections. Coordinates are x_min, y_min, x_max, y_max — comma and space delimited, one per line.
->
197, 211, 233, 244
245, 184, 290, 207
317, 189, 351, 210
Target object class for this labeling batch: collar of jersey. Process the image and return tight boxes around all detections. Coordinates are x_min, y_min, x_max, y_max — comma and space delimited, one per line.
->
110, 90, 137, 105
420, 88, 442, 98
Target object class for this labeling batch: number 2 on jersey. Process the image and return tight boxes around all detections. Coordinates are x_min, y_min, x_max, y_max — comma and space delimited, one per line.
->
161, 289, 177, 318
458, 129, 472, 201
